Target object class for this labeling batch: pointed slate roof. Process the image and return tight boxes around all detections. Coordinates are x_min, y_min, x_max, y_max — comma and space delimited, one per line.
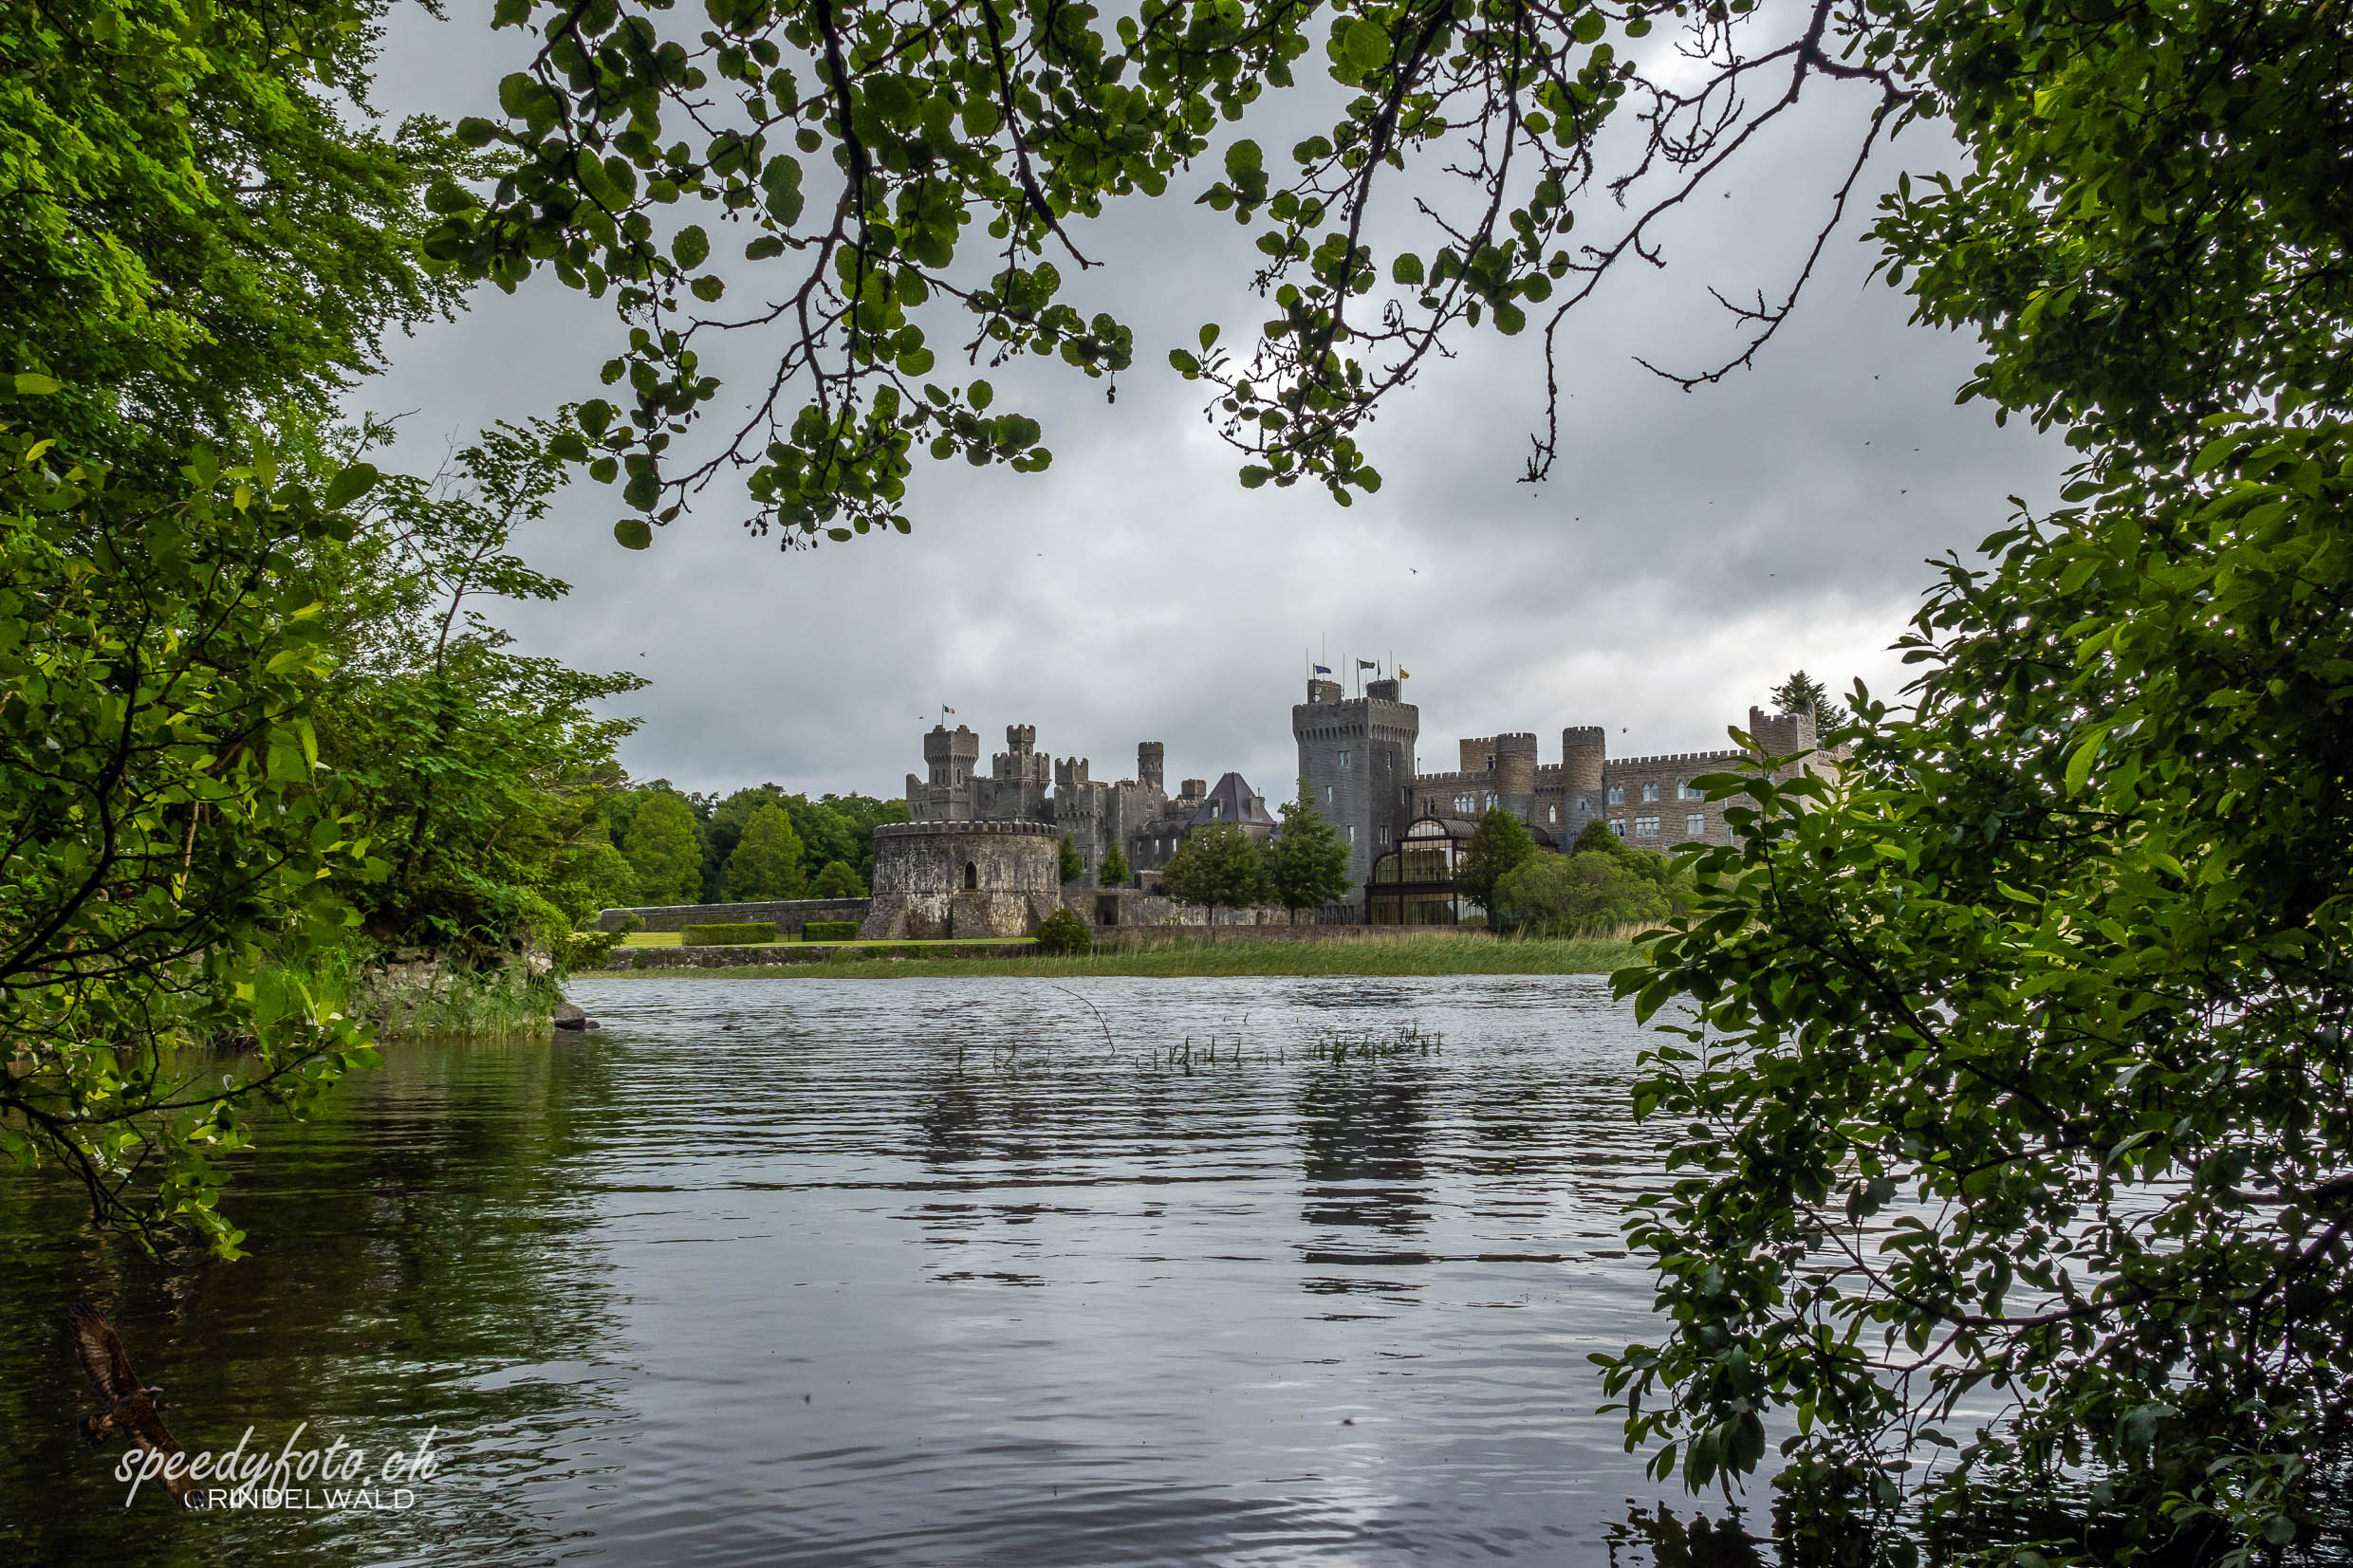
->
1186, 772, 1276, 830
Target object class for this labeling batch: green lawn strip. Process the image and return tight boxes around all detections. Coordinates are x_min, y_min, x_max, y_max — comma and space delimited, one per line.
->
576, 934, 1639, 980
618, 932, 1028, 949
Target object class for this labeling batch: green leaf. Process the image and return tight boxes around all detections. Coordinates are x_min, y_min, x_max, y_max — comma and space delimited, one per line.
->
673, 226, 711, 268
1224, 139, 1263, 180
1392, 252, 1423, 286
1343, 16, 1390, 69
322, 463, 380, 510
2065, 724, 2109, 795
614, 518, 653, 549
12, 373, 62, 396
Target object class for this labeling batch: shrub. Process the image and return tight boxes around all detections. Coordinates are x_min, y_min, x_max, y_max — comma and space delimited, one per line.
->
802, 919, 860, 942
1034, 906, 1091, 954
679, 921, 777, 946
809, 859, 865, 897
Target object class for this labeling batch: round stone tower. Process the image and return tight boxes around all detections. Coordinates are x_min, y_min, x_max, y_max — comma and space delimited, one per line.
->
861, 821, 1062, 939
1561, 727, 1606, 792
1494, 731, 1538, 798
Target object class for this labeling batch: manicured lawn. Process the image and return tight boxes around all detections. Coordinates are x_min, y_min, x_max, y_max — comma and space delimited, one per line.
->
619, 932, 1030, 949
583, 932, 1640, 980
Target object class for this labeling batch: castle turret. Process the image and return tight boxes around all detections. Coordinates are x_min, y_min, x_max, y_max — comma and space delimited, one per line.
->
1749, 706, 1818, 757
1493, 732, 1538, 799
1561, 727, 1606, 791
923, 724, 979, 786
1138, 741, 1164, 793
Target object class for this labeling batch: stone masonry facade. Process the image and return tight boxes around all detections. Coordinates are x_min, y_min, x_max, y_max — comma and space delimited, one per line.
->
872, 682, 1838, 915
1295, 680, 1836, 892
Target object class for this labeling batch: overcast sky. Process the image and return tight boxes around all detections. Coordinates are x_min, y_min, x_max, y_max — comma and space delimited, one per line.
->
364, 8, 2071, 802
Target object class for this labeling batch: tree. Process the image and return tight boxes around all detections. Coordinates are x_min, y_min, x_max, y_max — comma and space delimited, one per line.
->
5, 0, 464, 461
565, 841, 640, 918
724, 803, 807, 900
1767, 670, 1848, 736
1591, 2, 2353, 1554
809, 859, 865, 898
622, 792, 703, 905
305, 419, 644, 957
1058, 834, 1086, 886
1098, 841, 1131, 889
0, 411, 379, 1255
1160, 825, 1272, 912
1494, 853, 1667, 939
1454, 809, 1536, 917
1264, 792, 1352, 917
437, 0, 1952, 542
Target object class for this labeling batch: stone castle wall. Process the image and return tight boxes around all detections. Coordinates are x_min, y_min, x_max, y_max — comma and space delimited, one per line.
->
597, 896, 871, 933
862, 821, 1064, 938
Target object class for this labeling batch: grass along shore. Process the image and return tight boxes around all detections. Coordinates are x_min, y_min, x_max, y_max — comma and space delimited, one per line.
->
577, 932, 1641, 980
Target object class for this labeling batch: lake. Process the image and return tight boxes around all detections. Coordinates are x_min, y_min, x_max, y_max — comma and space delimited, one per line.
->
2, 974, 1768, 1564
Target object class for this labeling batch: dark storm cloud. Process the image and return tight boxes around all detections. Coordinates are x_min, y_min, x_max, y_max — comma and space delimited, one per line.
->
361, 6, 2068, 800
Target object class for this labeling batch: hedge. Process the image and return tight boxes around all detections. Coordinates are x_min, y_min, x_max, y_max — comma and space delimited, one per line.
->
680, 921, 778, 946
803, 920, 861, 942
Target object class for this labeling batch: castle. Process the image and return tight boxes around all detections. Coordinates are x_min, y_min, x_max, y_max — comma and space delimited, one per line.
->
890, 675, 1826, 904
1292, 674, 1824, 886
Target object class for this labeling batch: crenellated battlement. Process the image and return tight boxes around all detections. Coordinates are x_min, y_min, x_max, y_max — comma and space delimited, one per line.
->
1606, 749, 1747, 767
875, 820, 1061, 839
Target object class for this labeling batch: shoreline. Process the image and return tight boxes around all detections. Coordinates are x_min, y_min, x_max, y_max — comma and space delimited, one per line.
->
574, 933, 1642, 981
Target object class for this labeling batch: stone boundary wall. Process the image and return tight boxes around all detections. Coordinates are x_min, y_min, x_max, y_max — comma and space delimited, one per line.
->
595, 896, 871, 933
595, 941, 1033, 969
1068, 889, 1362, 930
1090, 923, 1474, 949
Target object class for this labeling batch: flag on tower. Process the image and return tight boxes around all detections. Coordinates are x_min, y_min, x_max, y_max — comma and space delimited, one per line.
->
1398, 667, 1412, 680
1312, 663, 1331, 675
1357, 659, 1378, 672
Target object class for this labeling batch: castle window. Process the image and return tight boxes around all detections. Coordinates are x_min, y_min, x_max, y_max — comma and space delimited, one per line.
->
1635, 816, 1660, 839
1607, 784, 1624, 804
1679, 781, 1703, 800
1348, 825, 1357, 844
1641, 783, 1659, 802
964, 861, 979, 889
1212, 801, 1223, 819
1338, 749, 1352, 768
1686, 814, 1707, 838
1325, 785, 1334, 805
1610, 820, 1627, 838
1547, 804, 1557, 823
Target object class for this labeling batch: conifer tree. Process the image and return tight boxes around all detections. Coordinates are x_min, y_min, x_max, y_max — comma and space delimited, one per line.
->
623, 791, 705, 905
725, 802, 807, 900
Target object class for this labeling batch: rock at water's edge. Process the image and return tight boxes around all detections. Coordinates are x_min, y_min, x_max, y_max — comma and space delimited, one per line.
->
552, 1001, 589, 1031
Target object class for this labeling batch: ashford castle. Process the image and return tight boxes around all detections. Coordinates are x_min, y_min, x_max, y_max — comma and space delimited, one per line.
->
599, 674, 1831, 943
850, 674, 1826, 935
